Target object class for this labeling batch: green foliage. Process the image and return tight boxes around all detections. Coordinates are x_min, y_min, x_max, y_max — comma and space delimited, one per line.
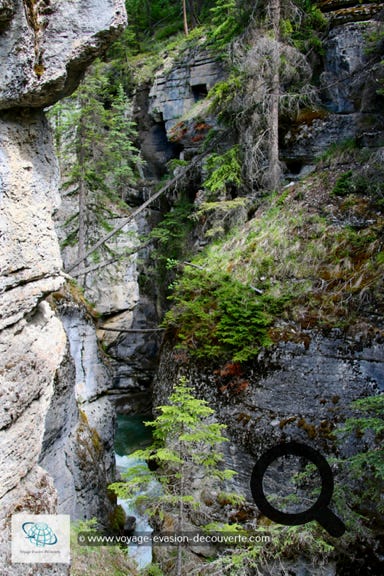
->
281, 0, 327, 55
191, 523, 334, 575
108, 504, 126, 533
49, 60, 142, 265
332, 171, 354, 197
110, 377, 239, 519
55, 62, 141, 203
154, 20, 184, 41
106, 84, 143, 195
164, 266, 288, 362
208, 0, 245, 50
71, 519, 136, 576
330, 154, 384, 207
150, 199, 194, 281
142, 564, 165, 576
164, 165, 384, 354
166, 158, 189, 174
338, 394, 384, 515
123, 0, 182, 49
192, 196, 248, 239
117, 0, 225, 54
204, 145, 242, 198
208, 72, 244, 124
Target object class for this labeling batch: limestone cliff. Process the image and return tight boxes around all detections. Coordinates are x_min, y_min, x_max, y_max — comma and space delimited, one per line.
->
0, 0, 126, 573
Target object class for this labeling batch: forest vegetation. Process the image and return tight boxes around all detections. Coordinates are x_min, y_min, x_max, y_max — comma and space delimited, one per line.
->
49, 1, 384, 574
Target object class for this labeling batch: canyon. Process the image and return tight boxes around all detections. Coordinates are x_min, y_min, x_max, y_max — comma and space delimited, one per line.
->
0, 1, 384, 574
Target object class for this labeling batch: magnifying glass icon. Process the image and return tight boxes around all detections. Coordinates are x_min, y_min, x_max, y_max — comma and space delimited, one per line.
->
250, 442, 346, 537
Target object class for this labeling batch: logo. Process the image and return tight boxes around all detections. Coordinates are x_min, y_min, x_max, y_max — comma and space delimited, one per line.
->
250, 441, 346, 537
22, 521, 58, 547
12, 514, 70, 564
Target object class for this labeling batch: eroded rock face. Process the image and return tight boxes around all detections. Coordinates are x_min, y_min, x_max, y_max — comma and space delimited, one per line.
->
321, 21, 381, 114
155, 332, 384, 519
149, 51, 224, 135
0, 0, 126, 109
40, 307, 116, 520
0, 301, 67, 572
282, 17, 384, 171
0, 112, 68, 565
0, 111, 63, 329
0, 0, 127, 572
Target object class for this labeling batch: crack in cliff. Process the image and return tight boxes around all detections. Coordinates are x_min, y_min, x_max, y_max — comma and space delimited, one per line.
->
1, 271, 61, 294
23, 0, 47, 78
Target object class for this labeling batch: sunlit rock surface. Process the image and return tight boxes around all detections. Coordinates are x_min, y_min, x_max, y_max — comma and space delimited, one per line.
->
0, 0, 127, 572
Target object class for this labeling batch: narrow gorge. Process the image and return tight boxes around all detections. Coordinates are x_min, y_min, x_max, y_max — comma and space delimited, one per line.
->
0, 1, 383, 575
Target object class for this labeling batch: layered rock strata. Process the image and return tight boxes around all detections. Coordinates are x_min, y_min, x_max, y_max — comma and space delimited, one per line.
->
0, 0, 126, 573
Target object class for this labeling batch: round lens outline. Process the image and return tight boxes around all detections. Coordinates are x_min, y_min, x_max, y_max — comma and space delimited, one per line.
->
250, 441, 346, 537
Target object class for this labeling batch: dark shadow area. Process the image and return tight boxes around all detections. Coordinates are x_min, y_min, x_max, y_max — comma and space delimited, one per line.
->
192, 83, 208, 102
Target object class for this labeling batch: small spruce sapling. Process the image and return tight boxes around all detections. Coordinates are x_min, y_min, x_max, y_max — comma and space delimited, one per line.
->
110, 376, 241, 575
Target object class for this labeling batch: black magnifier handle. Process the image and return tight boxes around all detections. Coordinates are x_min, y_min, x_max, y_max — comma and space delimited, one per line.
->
315, 507, 346, 537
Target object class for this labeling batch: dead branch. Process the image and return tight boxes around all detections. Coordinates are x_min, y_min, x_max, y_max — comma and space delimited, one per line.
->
98, 327, 163, 333
65, 132, 228, 273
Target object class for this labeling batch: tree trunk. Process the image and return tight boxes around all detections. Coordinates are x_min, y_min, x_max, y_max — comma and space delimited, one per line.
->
65, 130, 229, 274
187, 0, 199, 28
176, 436, 184, 576
269, 0, 281, 190
182, 0, 189, 35
77, 114, 87, 277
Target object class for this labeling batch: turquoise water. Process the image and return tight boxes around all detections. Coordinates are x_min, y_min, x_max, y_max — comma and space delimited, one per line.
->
114, 414, 156, 569
114, 414, 153, 457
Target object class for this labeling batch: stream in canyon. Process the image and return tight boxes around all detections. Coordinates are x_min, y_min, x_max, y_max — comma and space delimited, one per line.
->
115, 414, 155, 569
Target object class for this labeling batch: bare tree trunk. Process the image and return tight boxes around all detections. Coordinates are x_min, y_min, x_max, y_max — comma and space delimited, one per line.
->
65, 130, 229, 274
182, 0, 189, 35
77, 115, 87, 278
187, 0, 199, 28
269, 0, 281, 190
176, 436, 184, 576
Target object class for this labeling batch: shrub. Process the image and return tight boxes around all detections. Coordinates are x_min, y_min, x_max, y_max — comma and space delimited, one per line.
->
331, 171, 354, 197
204, 145, 242, 198
338, 394, 384, 517
164, 267, 288, 362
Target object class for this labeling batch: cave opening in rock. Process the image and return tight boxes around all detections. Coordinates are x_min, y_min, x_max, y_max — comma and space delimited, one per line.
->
191, 83, 208, 102
143, 120, 184, 178
285, 159, 303, 175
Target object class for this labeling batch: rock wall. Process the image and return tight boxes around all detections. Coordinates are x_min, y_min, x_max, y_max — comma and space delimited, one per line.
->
0, 0, 126, 573
149, 51, 224, 136
148, 9, 384, 573
282, 6, 384, 172
154, 331, 383, 573
0, 0, 126, 109
155, 332, 383, 486
40, 302, 116, 520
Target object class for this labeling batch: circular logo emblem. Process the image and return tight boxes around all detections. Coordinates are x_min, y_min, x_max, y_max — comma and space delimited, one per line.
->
22, 522, 58, 547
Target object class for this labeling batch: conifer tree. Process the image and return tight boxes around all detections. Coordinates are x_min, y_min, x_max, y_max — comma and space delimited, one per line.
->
49, 61, 142, 279
110, 377, 239, 576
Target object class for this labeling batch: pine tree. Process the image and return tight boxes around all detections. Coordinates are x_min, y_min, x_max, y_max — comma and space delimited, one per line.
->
49, 61, 142, 279
110, 377, 239, 576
